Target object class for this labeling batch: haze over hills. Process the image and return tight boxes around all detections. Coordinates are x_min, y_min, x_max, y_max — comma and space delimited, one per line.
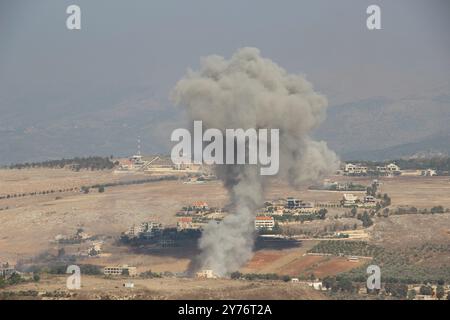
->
1, 87, 449, 164
0, 89, 183, 164
1, 1, 449, 165
315, 90, 450, 161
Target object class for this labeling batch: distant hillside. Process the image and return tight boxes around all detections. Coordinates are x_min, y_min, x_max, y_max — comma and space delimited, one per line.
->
1, 87, 449, 164
0, 90, 181, 165
342, 133, 450, 161
5, 156, 115, 171
316, 93, 450, 161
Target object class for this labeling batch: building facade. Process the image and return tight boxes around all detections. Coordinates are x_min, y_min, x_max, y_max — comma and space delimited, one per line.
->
103, 265, 137, 277
255, 216, 275, 230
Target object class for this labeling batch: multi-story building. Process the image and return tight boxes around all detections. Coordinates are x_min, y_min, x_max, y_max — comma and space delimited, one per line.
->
343, 194, 358, 207
344, 163, 368, 175
103, 265, 137, 277
196, 269, 217, 279
286, 197, 301, 209
177, 216, 193, 231
191, 201, 209, 211
421, 168, 437, 176
377, 163, 400, 174
255, 216, 275, 230
0, 263, 16, 278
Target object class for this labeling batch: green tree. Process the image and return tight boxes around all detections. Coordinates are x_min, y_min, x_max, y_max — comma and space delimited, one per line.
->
57, 247, 65, 257
318, 209, 327, 220
33, 273, 41, 282
407, 289, 416, 300
431, 206, 444, 214
336, 278, 353, 292
282, 275, 291, 282
419, 285, 433, 296
7, 273, 22, 285
391, 284, 408, 299
360, 211, 373, 228
436, 285, 445, 300
322, 276, 336, 290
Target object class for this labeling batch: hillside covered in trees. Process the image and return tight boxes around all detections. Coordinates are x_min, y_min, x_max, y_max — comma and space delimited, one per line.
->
347, 156, 450, 173
5, 156, 116, 171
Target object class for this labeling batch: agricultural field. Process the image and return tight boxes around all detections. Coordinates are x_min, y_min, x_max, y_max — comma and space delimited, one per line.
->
0, 274, 326, 300
1, 168, 450, 299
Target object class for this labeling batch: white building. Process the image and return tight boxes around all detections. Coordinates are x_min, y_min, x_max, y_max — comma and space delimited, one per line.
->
377, 163, 400, 174
0, 263, 16, 278
286, 197, 301, 209
387, 163, 400, 171
255, 216, 275, 230
343, 194, 358, 207
196, 269, 217, 279
421, 168, 437, 176
363, 196, 377, 207
344, 163, 368, 174
127, 221, 162, 238
103, 265, 137, 277
177, 217, 193, 231
271, 206, 285, 216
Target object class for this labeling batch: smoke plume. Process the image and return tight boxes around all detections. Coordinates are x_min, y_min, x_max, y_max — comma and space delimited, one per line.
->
171, 47, 339, 276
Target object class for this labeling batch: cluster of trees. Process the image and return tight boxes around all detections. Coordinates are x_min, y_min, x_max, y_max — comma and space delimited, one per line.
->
308, 241, 384, 257
339, 243, 450, 284
349, 157, 450, 173
378, 193, 391, 208
332, 182, 366, 191
394, 157, 450, 173
349, 208, 374, 228
310, 182, 366, 191
32, 264, 102, 275
392, 205, 448, 215
385, 283, 408, 298
6, 156, 116, 171
322, 276, 355, 293
139, 270, 163, 278
366, 182, 391, 207
120, 227, 201, 246
273, 209, 328, 224
366, 181, 379, 197
347, 207, 375, 227
322, 272, 450, 299
230, 272, 291, 282
81, 175, 179, 195
0, 272, 39, 289
359, 211, 374, 228
0, 187, 77, 201
416, 282, 447, 299
430, 206, 446, 214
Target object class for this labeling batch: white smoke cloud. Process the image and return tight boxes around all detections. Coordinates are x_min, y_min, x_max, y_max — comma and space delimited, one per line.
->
171, 47, 339, 276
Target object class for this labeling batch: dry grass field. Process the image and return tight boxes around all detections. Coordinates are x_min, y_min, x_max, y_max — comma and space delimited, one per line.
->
332, 175, 450, 209
0, 274, 326, 300
1, 168, 450, 294
0, 169, 333, 263
241, 245, 369, 278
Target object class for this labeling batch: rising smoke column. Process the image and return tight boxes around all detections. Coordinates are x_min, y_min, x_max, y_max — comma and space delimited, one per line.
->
171, 47, 339, 276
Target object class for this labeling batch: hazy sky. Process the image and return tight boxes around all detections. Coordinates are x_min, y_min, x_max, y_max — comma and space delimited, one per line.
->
0, 0, 449, 163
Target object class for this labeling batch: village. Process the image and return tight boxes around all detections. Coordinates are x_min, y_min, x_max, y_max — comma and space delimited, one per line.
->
1, 154, 450, 300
